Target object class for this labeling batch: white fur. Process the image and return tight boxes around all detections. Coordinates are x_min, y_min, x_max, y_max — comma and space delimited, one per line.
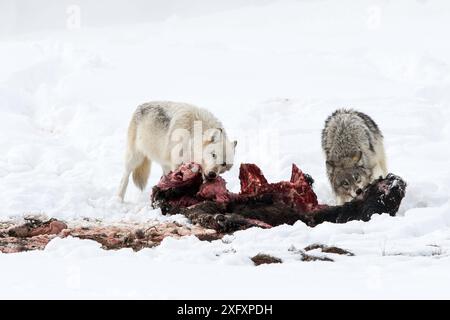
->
117, 101, 236, 201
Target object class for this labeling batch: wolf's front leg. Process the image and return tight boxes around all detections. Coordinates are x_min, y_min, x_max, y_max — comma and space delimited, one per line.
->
335, 195, 352, 205
371, 164, 387, 181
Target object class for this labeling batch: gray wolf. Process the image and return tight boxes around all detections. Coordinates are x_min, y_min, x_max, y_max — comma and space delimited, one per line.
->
321, 109, 387, 204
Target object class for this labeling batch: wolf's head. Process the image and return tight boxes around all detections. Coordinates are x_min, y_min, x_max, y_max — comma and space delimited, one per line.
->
326, 151, 372, 200
202, 128, 237, 180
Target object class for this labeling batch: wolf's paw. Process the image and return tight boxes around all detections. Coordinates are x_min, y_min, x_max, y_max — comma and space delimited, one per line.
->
111, 195, 125, 204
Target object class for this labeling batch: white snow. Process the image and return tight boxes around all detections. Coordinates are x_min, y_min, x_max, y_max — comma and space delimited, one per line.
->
1, 0, 450, 299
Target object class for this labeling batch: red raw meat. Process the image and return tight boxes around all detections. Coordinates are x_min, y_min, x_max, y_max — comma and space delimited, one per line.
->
156, 162, 203, 192
239, 163, 268, 194
153, 163, 323, 213
197, 176, 232, 203
239, 163, 323, 212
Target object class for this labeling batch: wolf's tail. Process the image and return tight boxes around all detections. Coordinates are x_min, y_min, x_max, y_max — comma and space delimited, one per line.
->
132, 157, 151, 191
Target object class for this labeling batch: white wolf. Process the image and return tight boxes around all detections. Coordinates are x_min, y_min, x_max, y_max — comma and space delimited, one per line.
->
117, 101, 237, 201
322, 109, 388, 205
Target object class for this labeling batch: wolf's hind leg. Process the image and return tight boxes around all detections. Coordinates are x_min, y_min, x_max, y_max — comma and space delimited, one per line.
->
117, 150, 148, 201
335, 195, 347, 206
132, 156, 151, 191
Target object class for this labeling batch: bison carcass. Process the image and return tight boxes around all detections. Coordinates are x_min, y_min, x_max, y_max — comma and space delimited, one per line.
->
151, 163, 406, 232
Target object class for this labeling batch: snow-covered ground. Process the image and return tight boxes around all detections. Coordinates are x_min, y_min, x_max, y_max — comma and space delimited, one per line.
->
1, 0, 450, 299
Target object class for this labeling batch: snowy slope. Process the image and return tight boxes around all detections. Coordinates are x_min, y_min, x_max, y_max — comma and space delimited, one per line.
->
1, 0, 450, 298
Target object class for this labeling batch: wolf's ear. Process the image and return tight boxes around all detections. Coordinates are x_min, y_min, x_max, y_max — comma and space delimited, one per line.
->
233, 140, 237, 148
207, 128, 222, 143
352, 151, 362, 164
